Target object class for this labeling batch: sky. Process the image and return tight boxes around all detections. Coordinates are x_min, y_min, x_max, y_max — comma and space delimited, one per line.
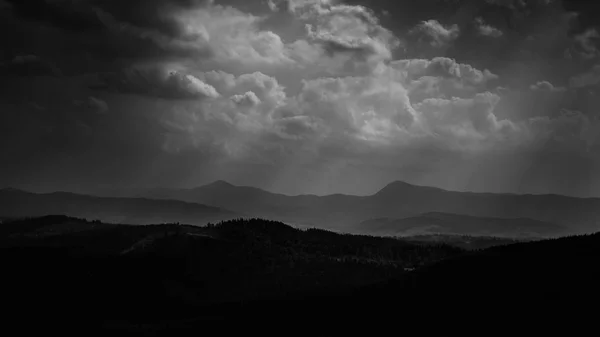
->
1, 0, 600, 197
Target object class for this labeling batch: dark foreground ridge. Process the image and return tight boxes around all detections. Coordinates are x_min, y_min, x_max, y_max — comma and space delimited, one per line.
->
2, 216, 599, 336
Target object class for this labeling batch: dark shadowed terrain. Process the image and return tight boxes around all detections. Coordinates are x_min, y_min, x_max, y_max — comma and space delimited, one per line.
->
2, 216, 598, 336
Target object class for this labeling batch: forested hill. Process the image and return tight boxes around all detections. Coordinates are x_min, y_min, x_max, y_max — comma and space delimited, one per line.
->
3, 216, 598, 336
2, 216, 464, 335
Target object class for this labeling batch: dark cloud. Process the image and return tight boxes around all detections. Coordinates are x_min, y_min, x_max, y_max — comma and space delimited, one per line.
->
4, 0, 210, 34
74, 96, 109, 114
1, 0, 213, 76
90, 66, 220, 100
4, 0, 105, 32
569, 65, 600, 88
89, 0, 211, 37
0, 54, 62, 77
562, 0, 600, 34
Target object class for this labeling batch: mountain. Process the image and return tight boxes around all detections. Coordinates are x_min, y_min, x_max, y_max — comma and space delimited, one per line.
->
358, 212, 565, 238
136, 180, 367, 227
0, 188, 237, 225
129, 180, 600, 235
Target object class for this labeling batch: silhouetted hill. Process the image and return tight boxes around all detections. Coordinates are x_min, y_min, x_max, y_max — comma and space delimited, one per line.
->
0, 189, 237, 225
3, 216, 598, 335
359, 212, 564, 238
174, 232, 600, 336
2, 216, 464, 335
130, 180, 600, 236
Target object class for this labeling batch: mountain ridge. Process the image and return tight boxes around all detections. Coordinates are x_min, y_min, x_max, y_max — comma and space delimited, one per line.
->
5, 179, 600, 237
128, 179, 600, 235
0, 188, 238, 226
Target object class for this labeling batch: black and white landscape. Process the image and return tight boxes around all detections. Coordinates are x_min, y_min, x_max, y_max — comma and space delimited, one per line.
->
2, 0, 600, 335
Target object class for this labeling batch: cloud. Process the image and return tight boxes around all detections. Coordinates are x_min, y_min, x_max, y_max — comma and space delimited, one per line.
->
231, 91, 262, 106
4, 0, 600, 196
412, 20, 460, 47
2, 0, 295, 75
485, 0, 526, 9
163, 70, 291, 154
569, 65, 600, 88
202, 71, 286, 107
285, 0, 332, 13
393, 57, 499, 86
526, 109, 599, 152
176, 5, 295, 66
88, 96, 109, 114
0, 54, 62, 77
288, 0, 399, 69
475, 17, 503, 38
572, 28, 600, 59
164, 59, 596, 164
91, 65, 220, 100
267, 0, 279, 12
297, 73, 417, 142
414, 92, 516, 147
530, 81, 566, 92
4, 0, 213, 68
74, 96, 110, 114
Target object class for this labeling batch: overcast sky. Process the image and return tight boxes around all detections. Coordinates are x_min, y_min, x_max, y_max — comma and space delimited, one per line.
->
1, 0, 600, 196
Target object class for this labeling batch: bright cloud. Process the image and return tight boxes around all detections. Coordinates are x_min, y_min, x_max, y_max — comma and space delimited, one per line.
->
475, 17, 503, 38
412, 20, 460, 47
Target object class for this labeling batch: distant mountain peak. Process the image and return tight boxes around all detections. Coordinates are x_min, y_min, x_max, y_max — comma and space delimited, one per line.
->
385, 180, 418, 188
374, 180, 444, 196
204, 180, 236, 188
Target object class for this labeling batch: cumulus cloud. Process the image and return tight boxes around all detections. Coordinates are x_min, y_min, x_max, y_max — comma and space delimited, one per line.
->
176, 5, 295, 66
390, 57, 499, 102
231, 91, 262, 106
530, 81, 566, 92
412, 20, 460, 47
164, 70, 290, 145
288, 0, 398, 70
297, 73, 417, 142
393, 57, 499, 86
475, 17, 503, 38
163, 56, 598, 163
91, 66, 220, 100
202, 71, 286, 107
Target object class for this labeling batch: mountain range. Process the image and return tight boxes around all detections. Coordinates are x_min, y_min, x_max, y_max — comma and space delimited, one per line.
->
126, 180, 598, 236
0, 188, 236, 226
4, 179, 599, 237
